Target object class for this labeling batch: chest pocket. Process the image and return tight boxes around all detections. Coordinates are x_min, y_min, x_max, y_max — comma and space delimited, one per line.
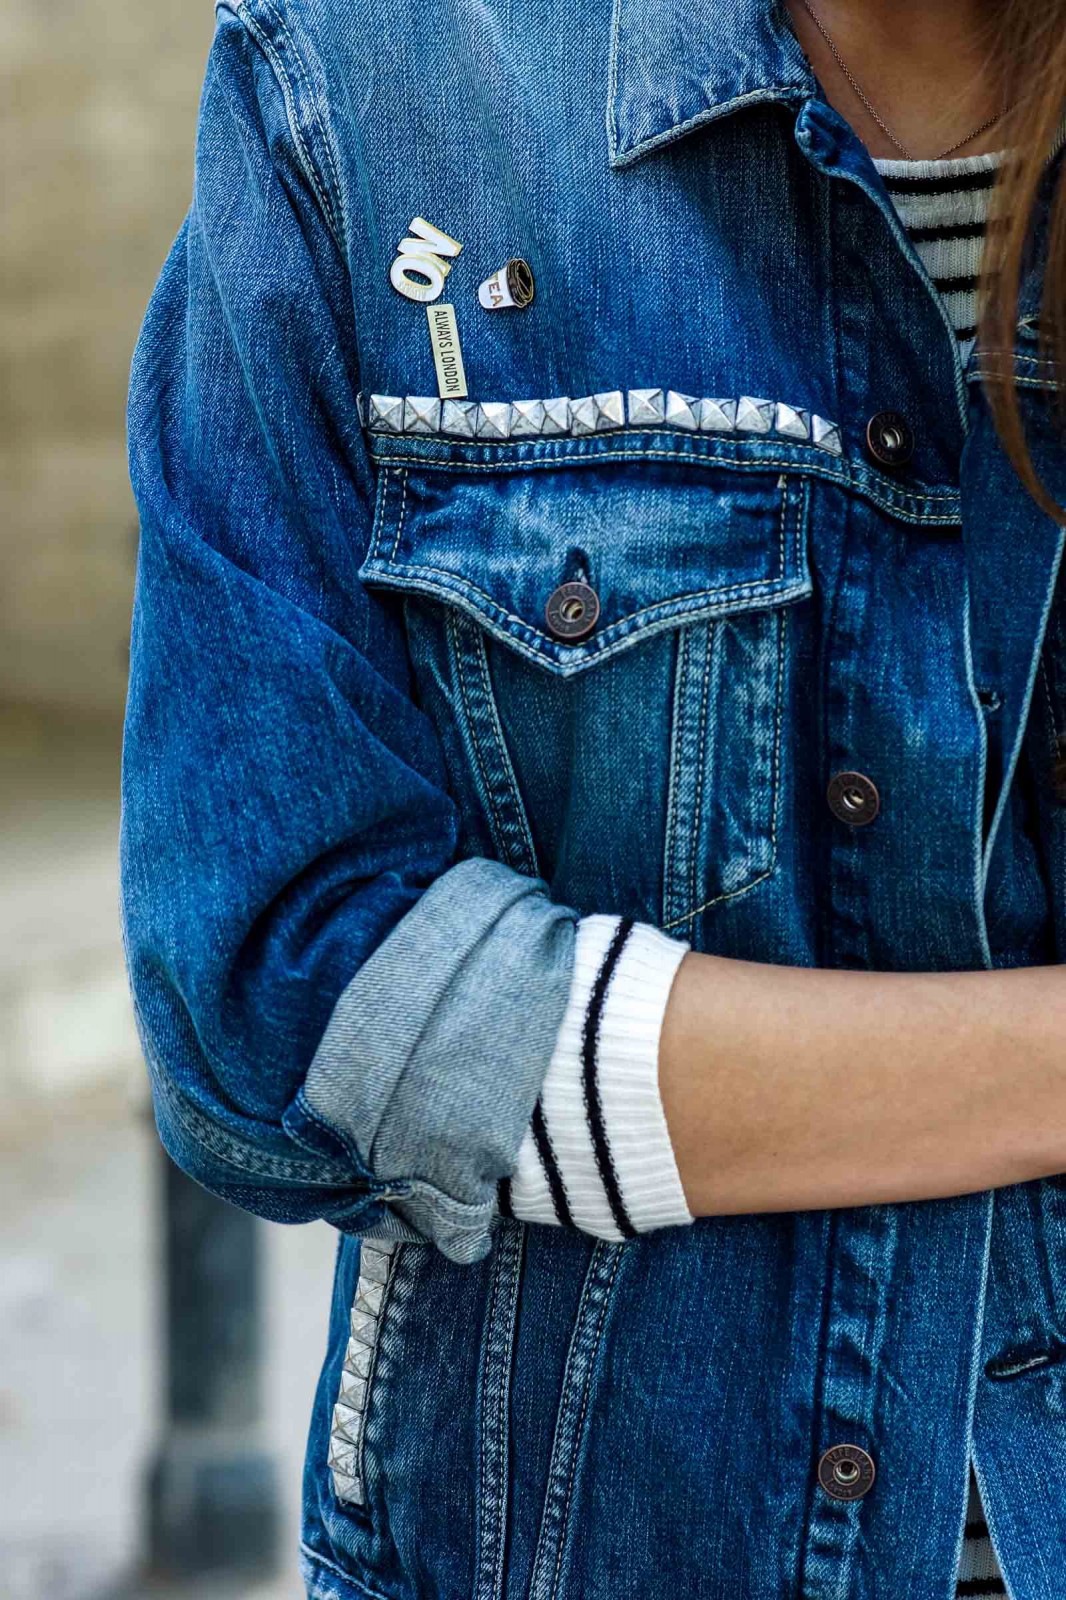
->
358, 454, 812, 942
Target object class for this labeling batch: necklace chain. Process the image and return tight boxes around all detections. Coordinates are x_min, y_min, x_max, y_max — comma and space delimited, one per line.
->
793, 0, 1014, 161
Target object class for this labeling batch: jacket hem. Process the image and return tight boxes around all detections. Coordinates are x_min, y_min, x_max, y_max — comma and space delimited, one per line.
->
301, 1543, 399, 1600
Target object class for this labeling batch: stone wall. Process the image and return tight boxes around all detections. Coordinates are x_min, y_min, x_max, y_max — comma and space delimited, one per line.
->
1, 0, 213, 718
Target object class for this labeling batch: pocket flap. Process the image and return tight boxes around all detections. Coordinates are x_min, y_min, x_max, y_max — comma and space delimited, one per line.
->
359, 458, 812, 675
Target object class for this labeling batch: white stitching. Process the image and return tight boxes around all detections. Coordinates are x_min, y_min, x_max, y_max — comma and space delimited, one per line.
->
388, 467, 409, 563
370, 448, 962, 524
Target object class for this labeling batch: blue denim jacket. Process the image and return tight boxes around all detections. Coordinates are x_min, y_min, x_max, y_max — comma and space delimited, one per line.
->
121, 0, 1066, 1593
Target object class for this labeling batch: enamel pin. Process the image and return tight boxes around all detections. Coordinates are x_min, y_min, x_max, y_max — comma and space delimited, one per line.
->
389, 217, 464, 303
478, 257, 535, 310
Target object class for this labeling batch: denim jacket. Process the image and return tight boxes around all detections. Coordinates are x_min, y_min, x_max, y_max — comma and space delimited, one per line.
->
121, 0, 1066, 1594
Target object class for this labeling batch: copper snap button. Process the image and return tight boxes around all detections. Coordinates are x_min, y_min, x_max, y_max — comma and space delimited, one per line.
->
817, 1443, 876, 1501
865, 410, 914, 469
545, 580, 600, 642
827, 770, 880, 827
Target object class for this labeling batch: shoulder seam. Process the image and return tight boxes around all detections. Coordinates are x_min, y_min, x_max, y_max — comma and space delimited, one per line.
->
217, 0, 346, 249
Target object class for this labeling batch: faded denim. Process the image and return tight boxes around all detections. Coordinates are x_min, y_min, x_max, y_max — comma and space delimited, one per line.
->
121, 0, 1066, 1594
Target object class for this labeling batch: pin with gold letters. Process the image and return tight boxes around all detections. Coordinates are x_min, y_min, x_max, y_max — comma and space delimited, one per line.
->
478, 257, 535, 311
390, 217, 464, 303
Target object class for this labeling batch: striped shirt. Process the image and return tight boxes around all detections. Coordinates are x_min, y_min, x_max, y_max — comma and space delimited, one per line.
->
873, 149, 1002, 355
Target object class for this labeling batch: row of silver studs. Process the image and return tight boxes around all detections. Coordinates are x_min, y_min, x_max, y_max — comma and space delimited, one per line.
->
328, 1237, 399, 1507
362, 389, 843, 455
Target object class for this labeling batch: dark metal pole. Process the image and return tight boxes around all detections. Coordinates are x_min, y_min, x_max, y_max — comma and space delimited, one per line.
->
144, 1148, 282, 1580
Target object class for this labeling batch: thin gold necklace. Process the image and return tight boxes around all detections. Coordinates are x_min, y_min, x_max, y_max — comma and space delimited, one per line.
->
793, 0, 1015, 160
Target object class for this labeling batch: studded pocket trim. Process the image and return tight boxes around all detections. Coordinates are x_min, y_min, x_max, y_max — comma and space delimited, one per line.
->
327, 1237, 400, 1506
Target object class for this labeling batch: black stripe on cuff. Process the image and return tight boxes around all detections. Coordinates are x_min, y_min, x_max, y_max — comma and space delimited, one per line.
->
531, 1095, 576, 1229
581, 916, 638, 1240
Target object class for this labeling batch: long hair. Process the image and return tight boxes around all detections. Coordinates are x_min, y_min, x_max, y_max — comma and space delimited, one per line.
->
979, 1, 1066, 523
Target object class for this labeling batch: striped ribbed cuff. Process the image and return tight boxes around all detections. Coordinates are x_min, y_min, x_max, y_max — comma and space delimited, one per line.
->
502, 913, 694, 1240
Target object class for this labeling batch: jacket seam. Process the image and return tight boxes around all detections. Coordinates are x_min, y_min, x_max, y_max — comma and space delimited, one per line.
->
301, 1543, 400, 1600
363, 560, 809, 639
148, 1047, 355, 1186
449, 609, 513, 860
223, 0, 345, 250
470, 618, 540, 875
368, 448, 963, 524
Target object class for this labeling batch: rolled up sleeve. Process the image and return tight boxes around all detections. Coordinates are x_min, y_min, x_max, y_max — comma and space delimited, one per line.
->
120, 7, 577, 1262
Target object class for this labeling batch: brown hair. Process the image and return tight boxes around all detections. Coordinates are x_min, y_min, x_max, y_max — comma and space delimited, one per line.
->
979, 1, 1066, 523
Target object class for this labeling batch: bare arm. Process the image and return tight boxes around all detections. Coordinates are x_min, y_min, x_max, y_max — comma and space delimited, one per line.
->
658, 953, 1066, 1215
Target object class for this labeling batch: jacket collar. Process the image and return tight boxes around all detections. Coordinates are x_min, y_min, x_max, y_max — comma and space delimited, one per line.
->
607, 0, 815, 167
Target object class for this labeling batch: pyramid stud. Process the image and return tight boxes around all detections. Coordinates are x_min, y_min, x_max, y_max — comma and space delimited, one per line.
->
350, 1308, 378, 1346
699, 398, 738, 432
594, 389, 625, 429
355, 1279, 385, 1316
345, 1339, 373, 1379
510, 399, 547, 436
403, 396, 442, 435
357, 1249, 393, 1285
774, 402, 810, 441
440, 399, 479, 437
627, 387, 665, 425
331, 1471, 364, 1505
328, 1437, 360, 1478
333, 1400, 365, 1443
339, 1368, 369, 1411
735, 396, 775, 433
540, 397, 571, 434
476, 401, 513, 440
812, 414, 843, 455
664, 391, 701, 430
368, 394, 405, 433
570, 396, 598, 434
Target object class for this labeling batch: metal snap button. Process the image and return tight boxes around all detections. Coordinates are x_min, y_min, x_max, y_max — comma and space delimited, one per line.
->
545, 580, 600, 642
818, 1443, 876, 1501
827, 770, 880, 827
865, 410, 914, 469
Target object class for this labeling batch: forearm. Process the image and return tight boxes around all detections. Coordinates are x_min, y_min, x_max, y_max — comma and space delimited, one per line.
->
659, 952, 1066, 1215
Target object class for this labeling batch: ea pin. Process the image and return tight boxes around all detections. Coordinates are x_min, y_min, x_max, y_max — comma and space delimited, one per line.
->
477, 257, 535, 311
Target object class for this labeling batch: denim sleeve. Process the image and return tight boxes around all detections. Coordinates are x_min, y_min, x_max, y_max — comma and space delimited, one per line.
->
120, 6, 577, 1264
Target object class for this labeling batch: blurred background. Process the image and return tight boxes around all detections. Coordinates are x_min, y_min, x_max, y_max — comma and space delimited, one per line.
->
1, 4, 336, 1596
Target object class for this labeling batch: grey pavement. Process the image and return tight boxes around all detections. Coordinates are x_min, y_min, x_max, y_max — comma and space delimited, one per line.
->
0, 1104, 338, 1600
0, 707, 339, 1600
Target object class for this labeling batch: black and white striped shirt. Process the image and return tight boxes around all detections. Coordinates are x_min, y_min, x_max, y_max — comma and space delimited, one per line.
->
873, 149, 1002, 352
